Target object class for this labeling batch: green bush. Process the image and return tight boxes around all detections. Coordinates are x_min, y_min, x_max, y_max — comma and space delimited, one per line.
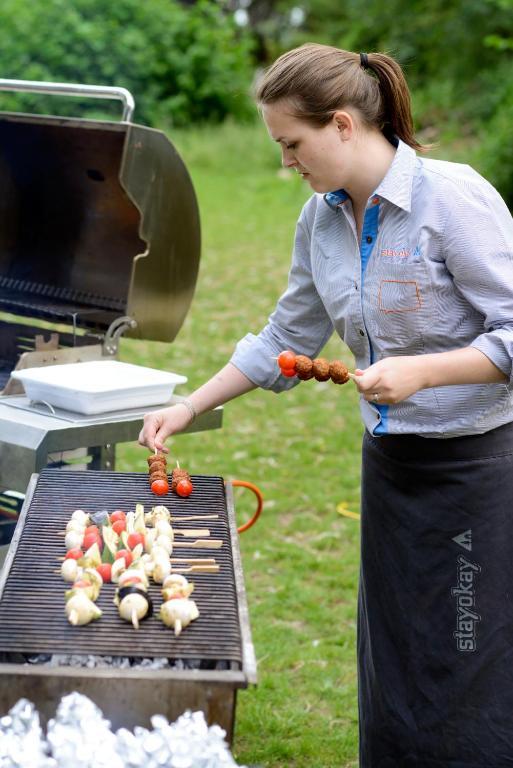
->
0, 0, 254, 126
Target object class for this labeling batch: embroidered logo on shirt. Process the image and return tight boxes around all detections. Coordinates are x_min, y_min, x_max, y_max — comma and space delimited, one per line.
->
380, 245, 421, 260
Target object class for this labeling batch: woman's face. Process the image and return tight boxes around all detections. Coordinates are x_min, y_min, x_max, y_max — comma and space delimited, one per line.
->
262, 100, 356, 193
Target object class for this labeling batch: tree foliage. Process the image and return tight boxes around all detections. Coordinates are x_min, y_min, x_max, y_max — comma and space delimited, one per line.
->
0, 0, 255, 126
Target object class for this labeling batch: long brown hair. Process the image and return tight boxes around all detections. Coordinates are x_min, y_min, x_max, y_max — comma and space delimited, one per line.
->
255, 43, 428, 152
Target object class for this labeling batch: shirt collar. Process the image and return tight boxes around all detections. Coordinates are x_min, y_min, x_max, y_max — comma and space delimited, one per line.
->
374, 139, 416, 213
323, 139, 417, 214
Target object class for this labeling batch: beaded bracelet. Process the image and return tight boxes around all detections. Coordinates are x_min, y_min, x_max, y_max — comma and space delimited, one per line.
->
179, 398, 197, 423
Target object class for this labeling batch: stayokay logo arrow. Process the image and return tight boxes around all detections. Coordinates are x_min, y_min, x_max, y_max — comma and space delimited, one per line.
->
452, 529, 472, 552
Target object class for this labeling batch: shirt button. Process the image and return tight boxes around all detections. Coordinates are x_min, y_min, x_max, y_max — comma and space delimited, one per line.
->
366, 235, 373, 244
358, 329, 365, 337
354, 282, 358, 291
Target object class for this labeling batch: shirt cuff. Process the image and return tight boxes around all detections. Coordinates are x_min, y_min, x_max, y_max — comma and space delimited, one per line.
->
470, 334, 513, 381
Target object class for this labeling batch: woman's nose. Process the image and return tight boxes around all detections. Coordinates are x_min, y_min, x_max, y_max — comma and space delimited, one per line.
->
281, 148, 295, 168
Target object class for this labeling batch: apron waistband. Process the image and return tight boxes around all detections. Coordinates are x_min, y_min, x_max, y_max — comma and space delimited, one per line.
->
364, 420, 513, 462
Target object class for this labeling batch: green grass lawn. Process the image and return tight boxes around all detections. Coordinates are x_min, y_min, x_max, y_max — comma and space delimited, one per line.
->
117, 120, 364, 768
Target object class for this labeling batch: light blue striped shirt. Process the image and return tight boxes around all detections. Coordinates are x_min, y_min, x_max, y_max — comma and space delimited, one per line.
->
230, 139, 513, 437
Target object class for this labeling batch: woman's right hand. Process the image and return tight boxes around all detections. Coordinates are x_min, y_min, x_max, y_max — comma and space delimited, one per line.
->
138, 403, 192, 453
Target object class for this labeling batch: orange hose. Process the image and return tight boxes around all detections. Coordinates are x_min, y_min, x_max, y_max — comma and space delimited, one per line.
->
229, 480, 263, 533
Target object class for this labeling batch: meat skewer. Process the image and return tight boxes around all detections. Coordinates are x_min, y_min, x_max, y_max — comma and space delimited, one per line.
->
276, 350, 355, 385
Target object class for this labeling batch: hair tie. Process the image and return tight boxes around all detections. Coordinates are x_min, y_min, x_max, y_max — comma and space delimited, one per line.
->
360, 52, 369, 70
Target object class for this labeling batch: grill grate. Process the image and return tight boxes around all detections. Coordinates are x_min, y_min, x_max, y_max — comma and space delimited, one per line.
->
0, 470, 242, 665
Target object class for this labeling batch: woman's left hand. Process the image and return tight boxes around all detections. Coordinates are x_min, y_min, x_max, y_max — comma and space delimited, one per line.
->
353, 356, 428, 405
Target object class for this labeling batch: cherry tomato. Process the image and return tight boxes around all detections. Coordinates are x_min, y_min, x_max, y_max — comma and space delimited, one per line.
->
85, 525, 99, 535
112, 519, 126, 535
65, 548, 83, 560
115, 549, 133, 567
96, 563, 112, 583
281, 367, 297, 378
176, 479, 193, 497
277, 350, 296, 369
151, 478, 169, 496
110, 510, 126, 523
83, 532, 102, 551
127, 532, 145, 550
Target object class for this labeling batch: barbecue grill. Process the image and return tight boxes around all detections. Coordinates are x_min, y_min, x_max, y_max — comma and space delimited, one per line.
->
0, 469, 257, 741
0, 80, 222, 527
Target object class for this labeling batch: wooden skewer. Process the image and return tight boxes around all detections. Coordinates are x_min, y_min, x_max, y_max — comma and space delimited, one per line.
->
173, 539, 223, 549
57, 556, 217, 564
132, 609, 140, 629
171, 514, 219, 522
171, 564, 219, 574
58, 525, 213, 537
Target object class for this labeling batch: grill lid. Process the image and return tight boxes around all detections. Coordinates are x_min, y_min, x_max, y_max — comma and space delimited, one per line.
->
0, 470, 243, 665
0, 80, 200, 343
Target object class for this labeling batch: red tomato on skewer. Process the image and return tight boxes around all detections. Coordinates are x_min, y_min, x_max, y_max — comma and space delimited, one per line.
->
83, 532, 102, 551
110, 510, 126, 524
277, 350, 296, 369
176, 479, 193, 497
65, 548, 83, 560
115, 549, 133, 567
127, 532, 145, 550
151, 478, 169, 496
112, 519, 126, 535
281, 367, 297, 378
96, 563, 112, 583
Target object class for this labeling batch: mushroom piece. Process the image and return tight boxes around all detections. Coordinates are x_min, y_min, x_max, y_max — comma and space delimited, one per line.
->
152, 558, 171, 584
116, 586, 153, 629
159, 598, 199, 636
65, 592, 102, 626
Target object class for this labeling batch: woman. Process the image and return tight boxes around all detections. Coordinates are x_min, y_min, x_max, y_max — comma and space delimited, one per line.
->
139, 44, 513, 766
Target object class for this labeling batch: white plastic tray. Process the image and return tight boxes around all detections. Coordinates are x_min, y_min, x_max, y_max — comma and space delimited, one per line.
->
11, 361, 187, 415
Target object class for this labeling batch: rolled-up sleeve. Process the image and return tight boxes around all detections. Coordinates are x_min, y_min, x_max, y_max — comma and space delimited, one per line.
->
443, 180, 513, 380
230, 199, 334, 392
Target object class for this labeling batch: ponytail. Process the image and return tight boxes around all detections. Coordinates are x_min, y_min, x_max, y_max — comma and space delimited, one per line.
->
364, 53, 428, 152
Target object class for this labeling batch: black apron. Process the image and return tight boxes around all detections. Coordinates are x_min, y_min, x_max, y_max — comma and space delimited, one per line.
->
359, 422, 513, 767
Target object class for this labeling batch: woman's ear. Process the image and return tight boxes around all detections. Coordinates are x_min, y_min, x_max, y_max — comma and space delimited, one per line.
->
333, 110, 354, 141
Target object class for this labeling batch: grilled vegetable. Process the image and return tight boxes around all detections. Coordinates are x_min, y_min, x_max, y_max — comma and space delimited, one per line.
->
116, 585, 153, 629
65, 592, 102, 626
61, 558, 81, 582
159, 598, 199, 636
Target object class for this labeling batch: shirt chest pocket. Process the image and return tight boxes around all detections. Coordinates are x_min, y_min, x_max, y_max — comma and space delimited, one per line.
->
364, 261, 432, 355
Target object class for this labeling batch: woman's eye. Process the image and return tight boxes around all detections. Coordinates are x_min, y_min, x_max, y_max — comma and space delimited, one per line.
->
285, 142, 297, 150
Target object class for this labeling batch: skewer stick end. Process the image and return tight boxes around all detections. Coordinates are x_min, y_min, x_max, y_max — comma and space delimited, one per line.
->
131, 609, 140, 630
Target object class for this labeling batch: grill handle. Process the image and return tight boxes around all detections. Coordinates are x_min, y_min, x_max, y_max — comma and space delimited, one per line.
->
230, 480, 263, 533
0, 78, 135, 122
